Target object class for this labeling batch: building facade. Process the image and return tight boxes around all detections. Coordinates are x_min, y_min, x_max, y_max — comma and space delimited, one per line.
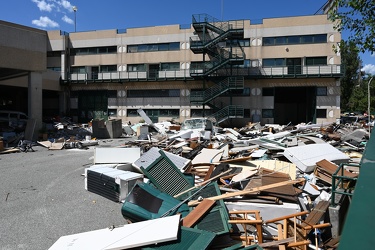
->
0, 13, 342, 129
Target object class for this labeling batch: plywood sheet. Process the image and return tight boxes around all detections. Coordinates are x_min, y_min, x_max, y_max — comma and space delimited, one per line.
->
49, 214, 181, 250
247, 160, 297, 180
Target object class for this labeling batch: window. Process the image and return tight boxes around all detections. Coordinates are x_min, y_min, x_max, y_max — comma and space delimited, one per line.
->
317, 87, 327, 96
160, 62, 180, 71
108, 109, 117, 116
158, 43, 169, 51
127, 109, 179, 117
127, 42, 180, 53
70, 66, 86, 73
72, 46, 117, 55
263, 37, 274, 46
127, 89, 180, 98
127, 64, 146, 72
107, 90, 117, 98
263, 58, 286, 67
301, 35, 314, 44
47, 67, 61, 72
262, 109, 274, 118
262, 88, 274, 96
263, 34, 327, 46
287, 36, 300, 44
47, 51, 61, 57
100, 65, 117, 72
127, 45, 138, 53
225, 88, 250, 96
316, 109, 327, 118
226, 39, 250, 47
305, 57, 327, 66
244, 109, 251, 118
314, 34, 327, 43
275, 37, 287, 45
191, 109, 214, 117
169, 42, 180, 51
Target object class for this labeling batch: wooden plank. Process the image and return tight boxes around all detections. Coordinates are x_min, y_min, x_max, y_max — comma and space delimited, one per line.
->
182, 199, 215, 228
0, 147, 20, 154
228, 219, 263, 224
277, 224, 287, 250
259, 237, 293, 248
203, 164, 215, 181
316, 159, 358, 178
173, 168, 233, 198
265, 211, 309, 224
188, 178, 305, 206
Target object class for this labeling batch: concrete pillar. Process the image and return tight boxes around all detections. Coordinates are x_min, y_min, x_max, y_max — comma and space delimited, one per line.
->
59, 90, 68, 117
61, 51, 66, 80
28, 71, 43, 140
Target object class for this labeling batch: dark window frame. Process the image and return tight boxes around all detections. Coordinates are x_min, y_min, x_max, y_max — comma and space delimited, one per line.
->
316, 109, 327, 118
262, 34, 327, 46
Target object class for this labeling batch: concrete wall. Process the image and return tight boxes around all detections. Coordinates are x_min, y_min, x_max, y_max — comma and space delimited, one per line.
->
0, 21, 47, 71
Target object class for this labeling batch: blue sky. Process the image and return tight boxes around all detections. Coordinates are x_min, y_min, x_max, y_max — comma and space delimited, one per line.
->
1, 0, 374, 74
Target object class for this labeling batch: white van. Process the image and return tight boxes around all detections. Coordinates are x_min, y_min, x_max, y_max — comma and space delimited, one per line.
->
0, 110, 28, 130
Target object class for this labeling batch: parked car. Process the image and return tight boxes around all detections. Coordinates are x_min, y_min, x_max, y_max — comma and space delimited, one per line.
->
0, 110, 28, 131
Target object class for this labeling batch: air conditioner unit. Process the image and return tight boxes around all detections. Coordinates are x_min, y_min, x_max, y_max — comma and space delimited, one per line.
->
85, 167, 143, 202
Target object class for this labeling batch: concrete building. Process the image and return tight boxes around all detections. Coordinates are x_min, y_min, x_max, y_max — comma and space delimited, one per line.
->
0, 13, 342, 130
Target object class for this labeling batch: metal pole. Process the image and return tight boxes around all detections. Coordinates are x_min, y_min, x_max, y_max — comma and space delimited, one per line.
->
73, 6, 77, 32
368, 77, 373, 136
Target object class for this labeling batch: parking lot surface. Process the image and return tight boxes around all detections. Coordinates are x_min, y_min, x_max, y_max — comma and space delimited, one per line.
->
0, 139, 130, 250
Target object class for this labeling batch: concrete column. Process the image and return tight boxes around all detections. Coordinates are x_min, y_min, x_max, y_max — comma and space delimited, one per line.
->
28, 71, 43, 139
59, 90, 68, 117
61, 51, 66, 80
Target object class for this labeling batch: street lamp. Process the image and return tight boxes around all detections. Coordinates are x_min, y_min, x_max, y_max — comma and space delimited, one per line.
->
72, 6, 77, 32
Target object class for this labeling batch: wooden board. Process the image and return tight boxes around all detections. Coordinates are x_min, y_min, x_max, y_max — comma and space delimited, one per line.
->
0, 147, 20, 154
247, 160, 297, 180
182, 199, 215, 227
188, 178, 305, 206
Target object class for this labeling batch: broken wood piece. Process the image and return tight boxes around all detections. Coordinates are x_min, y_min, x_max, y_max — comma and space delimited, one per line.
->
315, 159, 358, 188
188, 178, 305, 206
277, 224, 287, 250
287, 240, 311, 248
228, 210, 263, 244
173, 168, 233, 198
258, 237, 293, 248
182, 199, 215, 228
265, 211, 309, 224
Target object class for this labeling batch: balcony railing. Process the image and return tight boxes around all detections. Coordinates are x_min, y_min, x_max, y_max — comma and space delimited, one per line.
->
68, 70, 192, 82
66, 64, 343, 83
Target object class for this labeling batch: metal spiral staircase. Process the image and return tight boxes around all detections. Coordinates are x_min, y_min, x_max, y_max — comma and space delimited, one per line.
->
189, 14, 246, 124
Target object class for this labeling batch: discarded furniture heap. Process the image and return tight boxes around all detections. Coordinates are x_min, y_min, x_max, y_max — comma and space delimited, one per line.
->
49, 120, 369, 249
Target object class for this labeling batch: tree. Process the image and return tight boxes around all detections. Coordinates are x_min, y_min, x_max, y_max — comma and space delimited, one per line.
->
340, 40, 362, 111
348, 75, 374, 114
328, 0, 375, 53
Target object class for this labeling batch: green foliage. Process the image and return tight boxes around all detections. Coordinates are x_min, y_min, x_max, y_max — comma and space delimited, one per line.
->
347, 76, 374, 114
340, 40, 361, 111
329, 0, 375, 53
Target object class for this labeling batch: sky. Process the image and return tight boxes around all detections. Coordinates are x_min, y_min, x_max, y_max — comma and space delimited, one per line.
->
1, 0, 374, 74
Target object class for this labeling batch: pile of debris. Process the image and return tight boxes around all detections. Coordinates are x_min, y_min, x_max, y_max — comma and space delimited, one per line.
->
49, 118, 368, 250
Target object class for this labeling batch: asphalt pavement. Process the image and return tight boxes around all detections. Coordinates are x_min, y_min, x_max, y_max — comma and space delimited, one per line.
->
0, 138, 133, 250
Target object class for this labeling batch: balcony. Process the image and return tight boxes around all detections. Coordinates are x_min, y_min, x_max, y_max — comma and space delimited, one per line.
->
65, 64, 343, 84
67, 70, 193, 83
